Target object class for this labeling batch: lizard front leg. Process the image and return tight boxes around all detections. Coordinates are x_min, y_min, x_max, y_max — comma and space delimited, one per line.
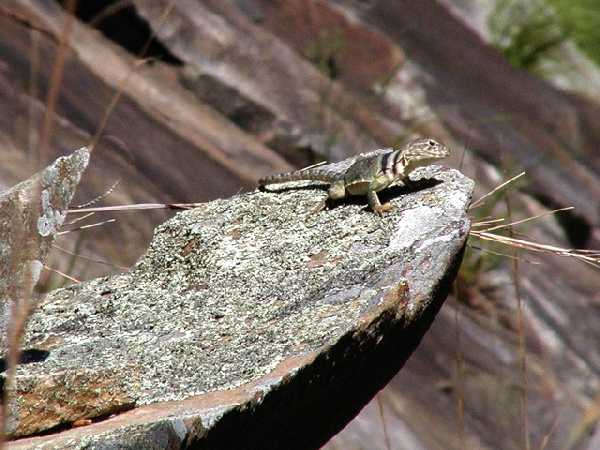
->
367, 174, 394, 215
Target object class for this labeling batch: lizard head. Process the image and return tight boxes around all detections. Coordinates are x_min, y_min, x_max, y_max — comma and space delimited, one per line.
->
404, 138, 450, 161
399, 138, 450, 172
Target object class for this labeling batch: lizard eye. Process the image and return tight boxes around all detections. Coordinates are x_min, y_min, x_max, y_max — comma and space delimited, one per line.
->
428, 140, 436, 146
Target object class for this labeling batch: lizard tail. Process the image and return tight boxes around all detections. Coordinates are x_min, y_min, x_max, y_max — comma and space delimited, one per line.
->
259, 167, 341, 185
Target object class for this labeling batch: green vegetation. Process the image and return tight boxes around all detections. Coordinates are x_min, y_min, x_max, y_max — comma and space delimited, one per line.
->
311, 31, 343, 79
488, 0, 600, 74
487, 0, 570, 74
548, 0, 600, 66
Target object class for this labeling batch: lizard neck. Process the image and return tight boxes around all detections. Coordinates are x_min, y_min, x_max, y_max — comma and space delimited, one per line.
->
393, 153, 410, 178
401, 154, 432, 176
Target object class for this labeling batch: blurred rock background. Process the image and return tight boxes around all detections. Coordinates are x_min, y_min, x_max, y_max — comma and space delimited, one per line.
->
1, 1, 600, 449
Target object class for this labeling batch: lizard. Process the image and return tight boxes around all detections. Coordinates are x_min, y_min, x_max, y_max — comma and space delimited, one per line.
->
259, 137, 450, 214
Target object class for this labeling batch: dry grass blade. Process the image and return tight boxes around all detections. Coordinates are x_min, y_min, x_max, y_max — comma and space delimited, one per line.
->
539, 401, 568, 450
471, 217, 506, 227
471, 230, 600, 268
43, 265, 80, 283
483, 207, 574, 232
52, 244, 128, 270
468, 243, 540, 264
89, 0, 178, 151
63, 211, 95, 226
72, 180, 120, 209
453, 301, 466, 448
300, 160, 327, 171
470, 172, 600, 269
88, 0, 131, 28
58, 218, 116, 235
565, 391, 600, 450
470, 171, 525, 208
68, 203, 202, 214
376, 394, 391, 450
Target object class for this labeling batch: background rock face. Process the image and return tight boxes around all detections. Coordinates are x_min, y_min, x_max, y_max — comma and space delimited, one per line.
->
2, 0, 600, 449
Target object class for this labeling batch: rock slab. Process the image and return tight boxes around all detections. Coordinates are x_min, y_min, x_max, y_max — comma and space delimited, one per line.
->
1, 148, 89, 345
10, 165, 473, 449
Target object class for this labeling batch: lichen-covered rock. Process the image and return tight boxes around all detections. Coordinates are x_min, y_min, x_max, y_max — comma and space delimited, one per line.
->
11, 165, 472, 449
0, 148, 89, 346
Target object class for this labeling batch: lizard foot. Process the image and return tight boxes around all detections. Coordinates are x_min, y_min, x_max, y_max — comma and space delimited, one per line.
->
310, 198, 329, 214
373, 203, 394, 216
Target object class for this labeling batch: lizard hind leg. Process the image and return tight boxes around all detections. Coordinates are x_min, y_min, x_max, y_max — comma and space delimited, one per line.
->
328, 180, 348, 200
312, 180, 347, 213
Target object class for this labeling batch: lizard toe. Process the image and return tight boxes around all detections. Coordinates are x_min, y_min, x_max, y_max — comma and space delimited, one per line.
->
373, 203, 394, 215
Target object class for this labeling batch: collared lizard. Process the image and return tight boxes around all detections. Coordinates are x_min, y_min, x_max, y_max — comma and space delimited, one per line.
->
259, 138, 450, 214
